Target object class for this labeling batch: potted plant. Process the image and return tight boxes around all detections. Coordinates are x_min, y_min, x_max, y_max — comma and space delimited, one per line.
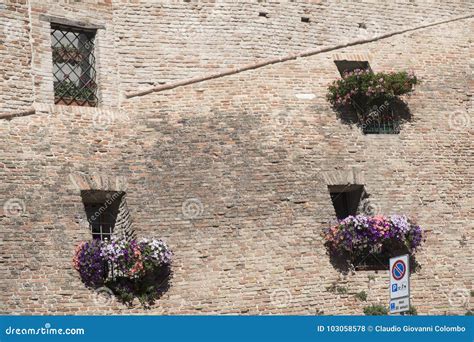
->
322, 215, 424, 269
73, 237, 173, 306
327, 70, 417, 132
53, 45, 85, 64
54, 80, 97, 106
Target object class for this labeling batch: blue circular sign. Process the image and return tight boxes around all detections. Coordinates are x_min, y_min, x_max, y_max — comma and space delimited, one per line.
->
392, 260, 406, 281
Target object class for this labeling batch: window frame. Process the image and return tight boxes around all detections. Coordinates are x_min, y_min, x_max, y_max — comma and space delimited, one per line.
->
50, 23, 98, 107
81, 191, 123, 241
328, 184, 364, 220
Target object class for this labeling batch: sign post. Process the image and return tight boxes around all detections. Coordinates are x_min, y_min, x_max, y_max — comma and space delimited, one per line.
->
389, 254, 410, 314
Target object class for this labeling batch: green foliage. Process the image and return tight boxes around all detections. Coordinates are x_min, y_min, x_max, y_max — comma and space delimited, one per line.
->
55, 81, 97, 102
363, 304, 388, 315
465, 310, 473, 316
326, 282, 348, 294
406, 305, 418, 315
105, 268, 171, 308
53, 45, 84, 64
327, 70, 417, 113
355, 291, 368, 302
336, 286, 348, 294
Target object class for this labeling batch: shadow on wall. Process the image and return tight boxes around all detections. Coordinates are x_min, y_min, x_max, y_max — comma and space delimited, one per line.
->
107, 265, 173, 308
327, 247, 423, 275
335, 98, 413, 129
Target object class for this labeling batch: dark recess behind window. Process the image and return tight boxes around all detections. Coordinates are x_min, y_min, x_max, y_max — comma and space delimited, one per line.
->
334, 60, 371, 75
328, 185, 364, 220
81, 190, 123, 240
51, 24, 98, 106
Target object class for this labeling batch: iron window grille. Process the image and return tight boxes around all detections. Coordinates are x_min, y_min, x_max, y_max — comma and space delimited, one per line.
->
84, 203, 116, 241
82, 191, 123, 241
363, 116, 400, 134
51, 24, 98, 106
363, 118, 400, 134
361, 103, 400, 135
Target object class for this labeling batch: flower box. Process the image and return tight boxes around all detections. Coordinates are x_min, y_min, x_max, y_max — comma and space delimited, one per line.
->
327, 70, 417, 133
54, 80, 97, 107
55, 98, 97, 107
73, 237, 173, 306
322, 215, 424, 270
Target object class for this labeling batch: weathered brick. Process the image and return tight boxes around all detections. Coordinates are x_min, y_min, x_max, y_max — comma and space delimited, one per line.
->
0, 0, 472, 315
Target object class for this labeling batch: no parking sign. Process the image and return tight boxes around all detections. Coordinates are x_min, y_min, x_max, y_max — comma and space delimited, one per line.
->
390, 254, 409, 299
389, 254, 410, 313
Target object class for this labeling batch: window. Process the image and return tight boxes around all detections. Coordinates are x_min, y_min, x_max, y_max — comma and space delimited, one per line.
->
81, 191, 123, 240
333, 60, 400, 134
328, 185, 364, 220
51, 24, 98, 106
362, 102, 400, 135
334, 60, 371, 76
362, 117, 400, 134
328, 185, 390, 270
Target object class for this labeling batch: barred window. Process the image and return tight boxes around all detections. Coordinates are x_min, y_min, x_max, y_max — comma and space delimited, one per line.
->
362, 103, 401, 135
362, 118, 400, 134
81, 191, 123, 241
51, 24, 98, 106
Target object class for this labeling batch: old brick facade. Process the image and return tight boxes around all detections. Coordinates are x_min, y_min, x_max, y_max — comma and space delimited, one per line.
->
0, 0, 473, 315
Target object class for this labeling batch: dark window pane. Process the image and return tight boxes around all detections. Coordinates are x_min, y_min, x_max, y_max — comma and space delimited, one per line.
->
328, 185, 364, 220
330, 192, 350, 220
82, 191, 123, 241
51, 24, 97, 106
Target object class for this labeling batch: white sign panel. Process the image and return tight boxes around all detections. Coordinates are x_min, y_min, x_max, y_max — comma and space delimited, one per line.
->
390, 296, 410, 314
389, 254, 410, 300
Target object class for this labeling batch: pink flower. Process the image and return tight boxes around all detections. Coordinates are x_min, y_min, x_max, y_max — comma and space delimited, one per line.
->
72, 241, 87, 271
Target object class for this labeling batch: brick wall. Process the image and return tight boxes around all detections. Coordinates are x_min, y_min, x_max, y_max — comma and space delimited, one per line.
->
0, 0, 472, 315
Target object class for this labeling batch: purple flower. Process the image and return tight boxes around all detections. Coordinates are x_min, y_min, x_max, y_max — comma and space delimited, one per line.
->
323, 215, 424, 256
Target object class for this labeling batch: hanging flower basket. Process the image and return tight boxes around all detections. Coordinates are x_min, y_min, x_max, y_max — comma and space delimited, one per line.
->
322, 215, 424, 268
326, 70, 418, 130
73, 237, 173, 306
